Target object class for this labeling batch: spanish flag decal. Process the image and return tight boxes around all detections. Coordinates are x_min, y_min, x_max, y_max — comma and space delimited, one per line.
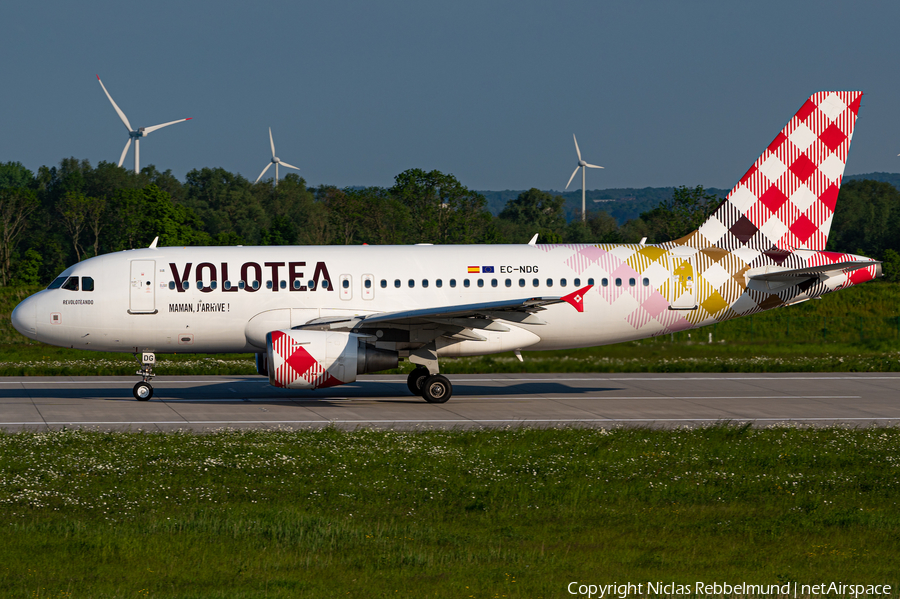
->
467, 266, 480, 273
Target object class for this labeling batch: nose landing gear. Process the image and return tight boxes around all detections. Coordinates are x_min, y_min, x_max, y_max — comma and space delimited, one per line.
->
133, 352, 156, 401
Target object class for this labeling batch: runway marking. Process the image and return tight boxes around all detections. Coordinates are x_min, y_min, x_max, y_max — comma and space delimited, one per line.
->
148, 395, 861, 403
2, 417, 899, 426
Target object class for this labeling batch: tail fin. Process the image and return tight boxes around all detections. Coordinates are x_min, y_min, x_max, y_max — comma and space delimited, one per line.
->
686, 91, 862, 252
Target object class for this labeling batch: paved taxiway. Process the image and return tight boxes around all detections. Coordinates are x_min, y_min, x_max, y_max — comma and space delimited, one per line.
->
1, 373, 898, 431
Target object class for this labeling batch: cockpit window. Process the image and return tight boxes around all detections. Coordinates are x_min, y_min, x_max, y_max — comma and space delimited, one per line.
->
47, 277, 67, 289
82, 277, 94, 292
61, 277, 79, 291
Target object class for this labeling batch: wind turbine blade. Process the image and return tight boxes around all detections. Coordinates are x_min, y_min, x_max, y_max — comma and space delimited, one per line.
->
278, 162, 301, 171
255, 162, 272, 183
118, 138, 132, 167
269, 128, 276, 158
565, 166, 580, 190
585, 163, 604, 169
573, 134, 582, 161
97, 75, 133, 132
142, 118, 192, 135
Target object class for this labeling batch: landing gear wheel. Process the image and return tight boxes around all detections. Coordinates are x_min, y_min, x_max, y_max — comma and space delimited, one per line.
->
407, 367, 430, 396
421, 375, 452, 404
133, 382, 153, 401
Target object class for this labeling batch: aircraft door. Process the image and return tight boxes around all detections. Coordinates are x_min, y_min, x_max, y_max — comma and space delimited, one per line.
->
129, 260, 157, 314
669, 256, 698, 310
362, 274, 374, 300
339, 274, 352, 301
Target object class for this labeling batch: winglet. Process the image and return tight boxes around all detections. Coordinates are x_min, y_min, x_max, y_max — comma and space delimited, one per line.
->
561, 284, 592, 313
149, 236, 159, 249
528, 233, 539, 246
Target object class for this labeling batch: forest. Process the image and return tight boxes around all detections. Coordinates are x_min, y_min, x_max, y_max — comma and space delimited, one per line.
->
1, 158, 899, 287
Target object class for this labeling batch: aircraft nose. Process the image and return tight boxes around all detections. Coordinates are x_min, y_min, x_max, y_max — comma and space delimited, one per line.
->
11, 296, 37, 339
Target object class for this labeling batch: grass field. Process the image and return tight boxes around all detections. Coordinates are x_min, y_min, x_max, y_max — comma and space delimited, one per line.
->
0, 426, 898, 598
1, 283, 900, 376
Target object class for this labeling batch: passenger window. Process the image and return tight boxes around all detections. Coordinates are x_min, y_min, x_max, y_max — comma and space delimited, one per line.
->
505, 279, 511, 287
450, 279, 456, 288
197, 281, 204, 290
601, 278, 608, 287
560, 278, 567, 287
321, 280, 330, 289
422, 279, 429, 288
491, 279, 498, 288
380, 279, 387, 288
629, 278, 636, 287
342, 279, 350, 289
224, 281, 232, 290
642, 277, 650, 287
615, 278, 622, 287
251, 280, 260, 290
169, 281, 176, 290
588, 278, 595, 286
62, 277, 79, 291
546, 278, 553, 287
280, 280, 286, 289
464, 279, 470, 288
394, 279, 401, 288
364, 279, 372, 289
239, 280, 246, 290
293, 280, 302, 290
436, 279, 442, 288
308, 280, 316, 290
48, 277, 67, 289
533, 278, 539, 287
408, 279, 415, 288
519, 279, 525, 287
211, 281, 218, 290
477, 279, 484, 288
574, 278, 581, 287
82, 277, 94, 292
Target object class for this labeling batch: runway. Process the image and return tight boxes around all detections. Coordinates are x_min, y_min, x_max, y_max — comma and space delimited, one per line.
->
1, 372, 899, 431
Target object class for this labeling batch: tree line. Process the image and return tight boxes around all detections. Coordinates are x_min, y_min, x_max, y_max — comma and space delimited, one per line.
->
1, 159, 898, 286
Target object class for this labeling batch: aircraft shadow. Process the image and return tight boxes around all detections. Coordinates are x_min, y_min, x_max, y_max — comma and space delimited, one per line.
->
0, 379, 621, 404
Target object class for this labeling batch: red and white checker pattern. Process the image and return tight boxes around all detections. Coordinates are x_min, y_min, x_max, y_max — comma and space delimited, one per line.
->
695, 91, 862, 252
269, 330, 342, 389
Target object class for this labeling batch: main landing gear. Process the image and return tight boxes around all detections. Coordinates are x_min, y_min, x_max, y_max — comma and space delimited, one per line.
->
133, 352, 156, 401
407, 367, 453, 403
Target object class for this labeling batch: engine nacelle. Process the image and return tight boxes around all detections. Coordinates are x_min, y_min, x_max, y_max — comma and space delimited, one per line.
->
265, 329, 398, 389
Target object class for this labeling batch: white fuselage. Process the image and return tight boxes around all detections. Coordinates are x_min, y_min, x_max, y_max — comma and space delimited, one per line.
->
11, 242, 876, 359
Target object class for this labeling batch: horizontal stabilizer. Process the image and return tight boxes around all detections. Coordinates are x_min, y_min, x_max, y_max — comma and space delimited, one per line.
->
747, 260, 879, 292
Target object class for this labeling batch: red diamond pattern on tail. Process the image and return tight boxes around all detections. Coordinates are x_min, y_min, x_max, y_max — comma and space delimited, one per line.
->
758, 186, 789, 214
819, 123, 847, 152
789, 214, 818, 244
684, 91, 862, 253
789, 154, 817, 183
820, 183, 840, 212
796, 98, 817, 122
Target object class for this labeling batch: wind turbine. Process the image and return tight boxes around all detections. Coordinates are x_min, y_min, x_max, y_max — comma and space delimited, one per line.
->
565, 134, 603, 222
254, 128, 301, 186
96, 75, 192, 174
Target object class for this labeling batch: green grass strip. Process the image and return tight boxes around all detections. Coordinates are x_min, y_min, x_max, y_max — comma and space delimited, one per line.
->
0, 426, 898, 597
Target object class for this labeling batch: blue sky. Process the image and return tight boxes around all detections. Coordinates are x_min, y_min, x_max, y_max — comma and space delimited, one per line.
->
2, 1, 898, 191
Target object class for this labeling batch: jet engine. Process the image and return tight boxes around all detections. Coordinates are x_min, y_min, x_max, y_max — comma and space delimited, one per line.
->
265, 329, 398, 389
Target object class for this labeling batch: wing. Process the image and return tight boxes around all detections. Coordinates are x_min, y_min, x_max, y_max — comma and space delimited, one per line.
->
295, 285, 593, 340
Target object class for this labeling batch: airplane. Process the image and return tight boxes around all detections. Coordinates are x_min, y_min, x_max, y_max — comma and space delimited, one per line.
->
11, 91, 879, 403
